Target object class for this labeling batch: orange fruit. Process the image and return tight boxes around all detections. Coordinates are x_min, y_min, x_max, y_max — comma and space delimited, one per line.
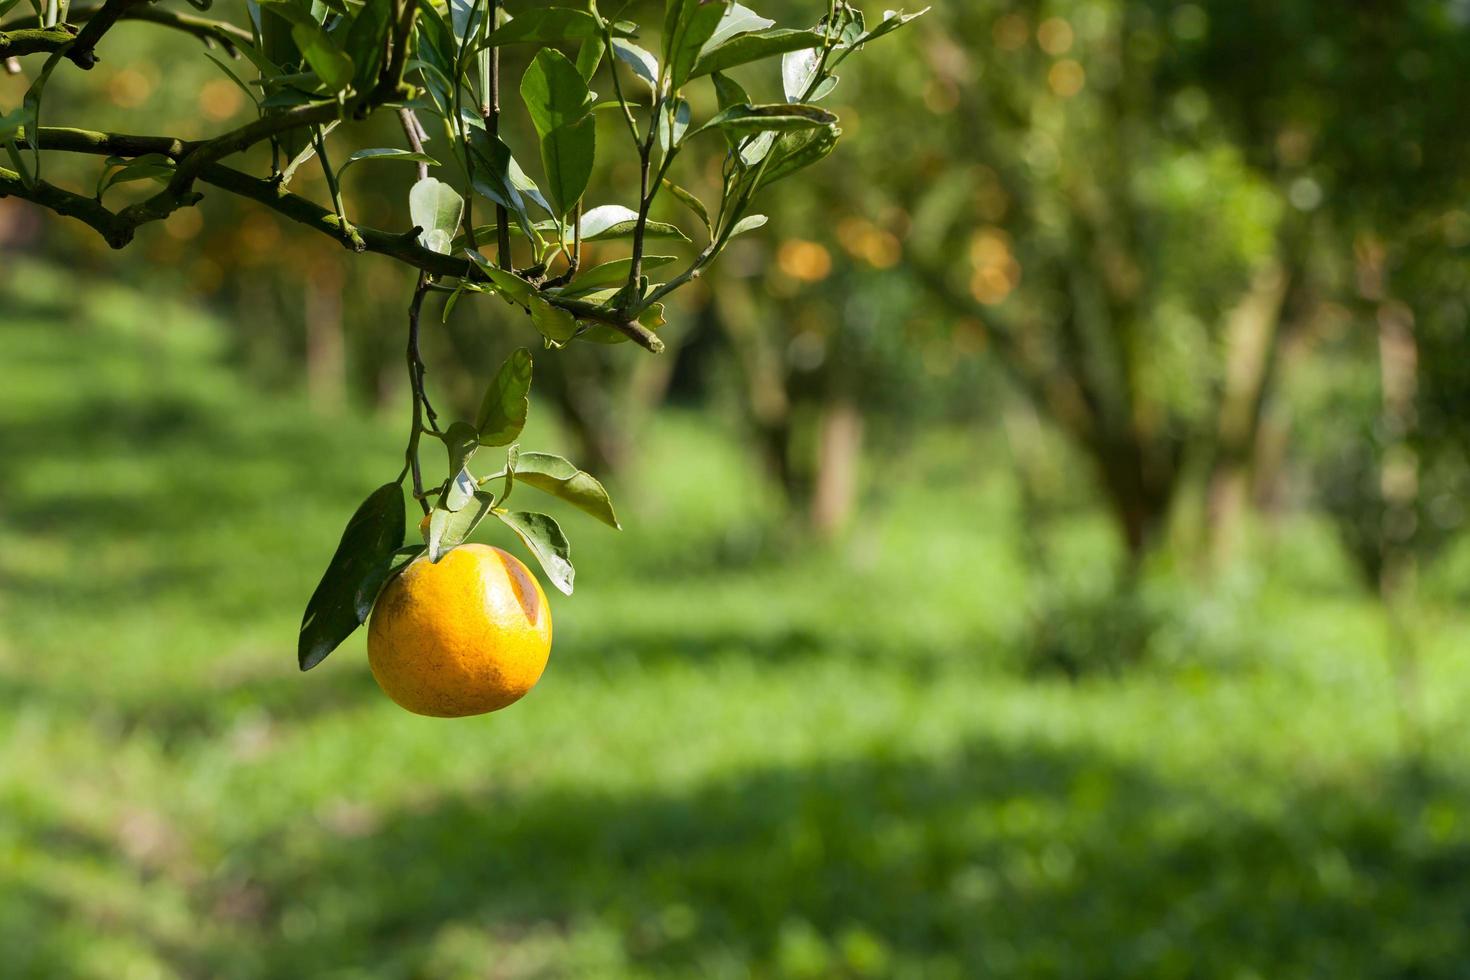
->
367, 544, 552, 717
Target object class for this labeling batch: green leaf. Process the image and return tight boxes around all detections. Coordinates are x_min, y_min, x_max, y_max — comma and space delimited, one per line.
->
441, 421, 481, 512
658, 98, 691, 152
467, 128, 539, 240
689, 103, 837, 139
291, 23, 355, 93
520, 48, 594, 138
566, 255, 678, 292
481, 6, 603, 47
691, 28, 826, 79
855, 7, 930, 45
513, 452, 620, 528
463, 252, 578, 345
727, 213, 768, 238
410, 176, 465, 254
530, 294, 580, 344
465, 249, 535, 304
664, 0, 731, 88
754, 125, 841, 190
575, 36, 605, 81
354, 545, 425, 621
299, 482, 405, 670
476, 348, 533, 445
611, 39, 660, 90
578, 204, 691, 242
540, 114, 597, 216
344, 0, 393, 91
576, 302, 666, 344
659, 179, 711, 233
19, 48, 66, 187
338, 148, 438, 178
705, 2, 775, 48
97, 154, 175, 200
429, 490, 496, 562
711, 71, 750, 110
496, 511, 575, 594
781, 47, 820, 102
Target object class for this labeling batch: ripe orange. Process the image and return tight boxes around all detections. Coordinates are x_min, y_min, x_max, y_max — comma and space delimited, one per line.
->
367, 544, 552, 717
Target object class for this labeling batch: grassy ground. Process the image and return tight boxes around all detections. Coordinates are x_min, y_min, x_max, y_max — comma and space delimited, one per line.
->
4, 264, 1470, 979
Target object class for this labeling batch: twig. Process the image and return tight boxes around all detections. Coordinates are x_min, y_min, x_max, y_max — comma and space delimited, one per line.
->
404, 273, 434, 514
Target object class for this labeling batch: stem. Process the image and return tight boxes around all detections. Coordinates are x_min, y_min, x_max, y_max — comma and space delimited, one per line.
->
311, 125, 351, 238
602, 28, 642, 146
397, 108, 430, 182
623, 98, 664, 304
405, 273, 434, 514
484, 0, 511, 269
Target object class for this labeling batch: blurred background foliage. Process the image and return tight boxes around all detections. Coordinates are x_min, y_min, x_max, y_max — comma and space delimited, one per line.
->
5, 0, 1470, 976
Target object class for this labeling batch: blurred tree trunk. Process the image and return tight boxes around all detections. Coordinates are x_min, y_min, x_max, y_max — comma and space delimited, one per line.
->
304, 263, 345, 413
810, 398, 863, 537
1375, 299, 1422, 751
1205, 259, 1292, 569
709, 275, 800, 502
537, 352, 629, 476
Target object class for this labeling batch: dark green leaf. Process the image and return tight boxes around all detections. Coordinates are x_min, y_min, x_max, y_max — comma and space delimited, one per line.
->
476, 348, 533, 445
338, 148, 438, 178
465, 249, 535, 304
513, 452, 620, 528
664, 0, 731, 88
481, 6, 603, 47
354, 545, 425, 621
344, 0, 393, 91
497, 510, 575, 594
98, 154, 175, 199
291, 23, 355, 93
467, 128, 539, 239
691, 28, 824, 79
299, 483, 405, 670
540, 114, 597, 216
689, 102, 837, 139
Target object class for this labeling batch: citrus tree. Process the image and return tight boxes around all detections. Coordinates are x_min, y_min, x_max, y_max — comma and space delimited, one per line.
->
0, 0, 925, 684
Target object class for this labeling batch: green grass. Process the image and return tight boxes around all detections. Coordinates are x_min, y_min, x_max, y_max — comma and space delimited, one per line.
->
4, 263, 1470, 978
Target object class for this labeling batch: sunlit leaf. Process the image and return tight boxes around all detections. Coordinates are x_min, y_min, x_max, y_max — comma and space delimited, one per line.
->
476, 348, 533, 445
513, 452, 621, 528
496, 510, 575, 594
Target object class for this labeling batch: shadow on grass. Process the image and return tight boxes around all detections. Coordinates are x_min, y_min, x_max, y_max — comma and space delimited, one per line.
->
174, 738, 1470, 979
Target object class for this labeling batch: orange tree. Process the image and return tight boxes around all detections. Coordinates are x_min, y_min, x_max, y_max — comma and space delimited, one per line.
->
0, 0, 925, 671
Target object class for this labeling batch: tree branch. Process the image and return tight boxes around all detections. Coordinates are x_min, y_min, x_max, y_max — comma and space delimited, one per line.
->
63, 2, 251, 53
0, 164, 135, 246
19, 124, 663, 350
67, 0, 149, 68
0, 26, 75, 56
